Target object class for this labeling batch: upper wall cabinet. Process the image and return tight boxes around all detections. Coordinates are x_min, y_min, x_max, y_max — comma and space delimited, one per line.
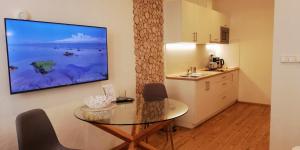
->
209, 10, 230, 43
181, 1, 201, 43
164, 0, 210, 44
164, 0, 230, 44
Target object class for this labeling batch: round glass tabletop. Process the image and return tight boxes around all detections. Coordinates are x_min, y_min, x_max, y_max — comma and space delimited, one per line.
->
74, 98, 188, 125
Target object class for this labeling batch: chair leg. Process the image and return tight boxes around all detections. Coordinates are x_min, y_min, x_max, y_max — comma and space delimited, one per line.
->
169, 125, 175, 150
166, 127, 169, 142
144, 124, 150, 143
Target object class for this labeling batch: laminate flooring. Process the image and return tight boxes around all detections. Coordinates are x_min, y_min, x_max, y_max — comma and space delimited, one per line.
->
148, 102, 270, 150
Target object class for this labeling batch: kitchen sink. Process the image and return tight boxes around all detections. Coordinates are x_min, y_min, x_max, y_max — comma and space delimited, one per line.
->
179, 73, 209, 78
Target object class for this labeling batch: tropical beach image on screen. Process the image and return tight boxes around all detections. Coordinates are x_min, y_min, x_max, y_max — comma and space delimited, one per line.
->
5, 19, 108, 93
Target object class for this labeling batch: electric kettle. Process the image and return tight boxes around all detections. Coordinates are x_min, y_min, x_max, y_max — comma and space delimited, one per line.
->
219, 59, 225, 68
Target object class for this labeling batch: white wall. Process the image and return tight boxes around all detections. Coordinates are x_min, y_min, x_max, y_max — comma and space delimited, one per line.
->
213, 0, 274, 105
270, 0, 300, 149
0, 0, 135, 149
186, 0, 213, 9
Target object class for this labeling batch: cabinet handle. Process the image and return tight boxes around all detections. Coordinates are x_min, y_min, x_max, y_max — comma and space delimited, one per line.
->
196, 32, 198, 42
205, 81, 210, 91
222, 82, 227, 86
222, 96, 227, 100
222, 76, 226, 79
193, 32, 196, 42
193, 32, 195, 41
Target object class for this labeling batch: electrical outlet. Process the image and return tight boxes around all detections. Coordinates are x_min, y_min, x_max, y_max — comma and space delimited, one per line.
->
281, 56, 300, 63
280, 56, 289, 63
296, 56, 300, 62
289, 56, 297, 62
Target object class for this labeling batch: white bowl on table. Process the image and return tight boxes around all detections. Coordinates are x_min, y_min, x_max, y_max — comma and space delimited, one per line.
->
84, 95, 111, 109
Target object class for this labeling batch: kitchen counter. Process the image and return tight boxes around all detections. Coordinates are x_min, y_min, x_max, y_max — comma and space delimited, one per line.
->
166, 67, 239, 81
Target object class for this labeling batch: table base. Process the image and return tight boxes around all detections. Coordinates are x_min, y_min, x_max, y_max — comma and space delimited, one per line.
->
93, 120, 173, 150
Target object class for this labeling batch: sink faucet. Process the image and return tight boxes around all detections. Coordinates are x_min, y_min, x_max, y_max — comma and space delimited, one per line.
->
186, 69, 191, 75
192, 67, 196, 73
187, 66, 195, 75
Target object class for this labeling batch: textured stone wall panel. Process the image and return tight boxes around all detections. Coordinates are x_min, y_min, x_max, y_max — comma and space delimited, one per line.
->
133, 0, 164, 101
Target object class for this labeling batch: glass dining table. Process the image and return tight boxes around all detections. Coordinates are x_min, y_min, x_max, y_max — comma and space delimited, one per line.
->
74, 98, 188, 150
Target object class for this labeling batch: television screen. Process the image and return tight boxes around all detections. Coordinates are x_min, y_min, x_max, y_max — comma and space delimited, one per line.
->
4, 18, 108, 94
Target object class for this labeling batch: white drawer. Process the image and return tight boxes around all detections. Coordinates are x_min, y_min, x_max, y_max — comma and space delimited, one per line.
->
214, 80, 233, 93
211, 72, 233, 83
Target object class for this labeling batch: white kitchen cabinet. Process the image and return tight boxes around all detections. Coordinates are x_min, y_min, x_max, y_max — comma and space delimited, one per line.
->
209, 10, 230, 43
164, 0, 210, 44
181, 0, 202, 43
164, 0, 230, 44
197, 6, 211, 43
165, 70, 239, 128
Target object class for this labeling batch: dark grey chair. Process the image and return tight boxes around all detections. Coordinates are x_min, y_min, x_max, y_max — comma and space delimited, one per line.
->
16, 109, 78, 150
143, 83, 168, 101
142, 83, 174, 150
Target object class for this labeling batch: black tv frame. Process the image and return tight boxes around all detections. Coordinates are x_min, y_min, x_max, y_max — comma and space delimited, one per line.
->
4, 18, 109, 94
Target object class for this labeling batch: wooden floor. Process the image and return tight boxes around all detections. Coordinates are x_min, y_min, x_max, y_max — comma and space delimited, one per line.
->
148, 102, 270, 150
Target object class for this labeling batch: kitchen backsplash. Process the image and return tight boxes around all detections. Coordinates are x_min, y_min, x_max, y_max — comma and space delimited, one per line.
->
164, 43, 240, 74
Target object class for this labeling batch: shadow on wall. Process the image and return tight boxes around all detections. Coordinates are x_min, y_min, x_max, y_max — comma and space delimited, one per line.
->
238, 69, 270, 104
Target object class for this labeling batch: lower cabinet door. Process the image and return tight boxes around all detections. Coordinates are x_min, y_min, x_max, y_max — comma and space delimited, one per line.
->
196, 80, 217, 123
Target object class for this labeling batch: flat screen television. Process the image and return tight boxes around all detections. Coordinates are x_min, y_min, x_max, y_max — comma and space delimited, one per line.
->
4, 18, 108, 94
